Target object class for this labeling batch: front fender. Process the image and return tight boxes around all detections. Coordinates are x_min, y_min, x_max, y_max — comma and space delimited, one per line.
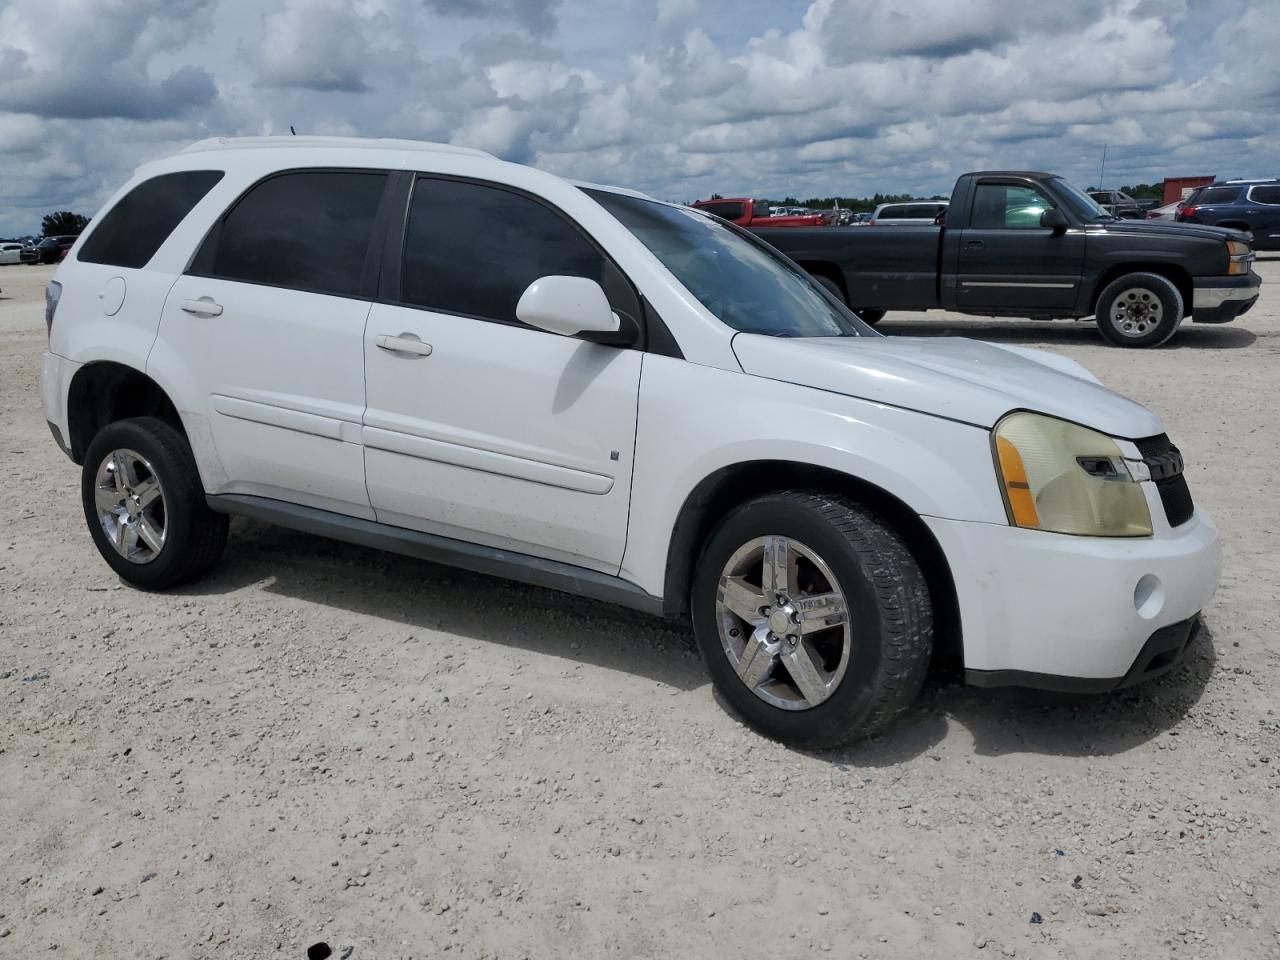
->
619, 356, 1004, 598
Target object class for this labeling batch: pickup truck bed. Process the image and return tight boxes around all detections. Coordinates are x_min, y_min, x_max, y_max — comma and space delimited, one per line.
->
754, 170, 1262, 347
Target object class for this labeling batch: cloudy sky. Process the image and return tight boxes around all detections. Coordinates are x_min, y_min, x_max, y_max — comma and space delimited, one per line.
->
1, 0, 1277, 236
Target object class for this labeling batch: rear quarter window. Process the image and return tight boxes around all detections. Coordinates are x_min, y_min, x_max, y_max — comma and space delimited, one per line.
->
1196, 186, 1243, 205
78, 171, 224, 269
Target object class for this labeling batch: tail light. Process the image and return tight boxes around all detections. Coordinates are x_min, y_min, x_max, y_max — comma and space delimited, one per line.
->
45, 280, 62, 336
1180, 205, 1198, 219
868, 219, 877, 226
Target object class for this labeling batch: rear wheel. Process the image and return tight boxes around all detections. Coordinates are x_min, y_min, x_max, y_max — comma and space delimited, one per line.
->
691, 492, 932, 748
81, 417, 228, 589
811, 274, 885, 325
1094, 272, 1183, 347
852, 308, 886, 325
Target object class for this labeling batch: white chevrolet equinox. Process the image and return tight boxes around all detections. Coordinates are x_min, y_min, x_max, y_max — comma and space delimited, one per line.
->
41, 137, 1221, 747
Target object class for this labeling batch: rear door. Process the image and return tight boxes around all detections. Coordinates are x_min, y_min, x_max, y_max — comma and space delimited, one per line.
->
156, 169, 392, 517
361, 176, 643, 573
955, 179, 1086, 311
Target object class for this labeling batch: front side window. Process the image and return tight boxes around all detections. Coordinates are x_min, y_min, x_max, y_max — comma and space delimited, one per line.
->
196, 171, 387, 297
1248, 185, 1280, 205
971, 183, 1056, 229
79, 170, 224, 269
401, 178, 605, 324
587, 189, 872, 339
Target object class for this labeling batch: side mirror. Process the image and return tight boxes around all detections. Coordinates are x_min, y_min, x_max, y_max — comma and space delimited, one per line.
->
516, 276, 620, 338
1040, 208, 1069, 233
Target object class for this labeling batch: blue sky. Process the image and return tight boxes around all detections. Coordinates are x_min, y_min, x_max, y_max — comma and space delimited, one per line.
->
1, 0, 1276, 236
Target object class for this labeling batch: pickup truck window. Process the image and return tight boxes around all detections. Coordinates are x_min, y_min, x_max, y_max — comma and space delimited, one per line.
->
587, 190, 871, 339
698, 201, 746, 221
972, 183, 1055, 229
1051, 178, 1115, 222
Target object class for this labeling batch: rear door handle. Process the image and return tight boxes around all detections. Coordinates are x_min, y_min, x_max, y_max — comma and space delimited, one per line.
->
963, 240, 984, 249
180, 297, 223, 317
375, 334, 433, 357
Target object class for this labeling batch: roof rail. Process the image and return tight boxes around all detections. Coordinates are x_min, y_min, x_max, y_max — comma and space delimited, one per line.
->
178, 136, 495, 159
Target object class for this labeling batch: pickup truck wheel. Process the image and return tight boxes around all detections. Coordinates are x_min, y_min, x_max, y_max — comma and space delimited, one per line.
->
852, 309, 886, 325
691, 491, 932, 748
81, 416, 228, 589
1095, 272, 1183, 347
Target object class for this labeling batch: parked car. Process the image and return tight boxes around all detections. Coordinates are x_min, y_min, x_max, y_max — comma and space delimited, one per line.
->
35, 235, 78, 264
42, 137, 1220, 747
0, 242, 26, 264
1088, 190, 1145, 219
1146, 201, 1184, 221
693, 197, 825, 228
869, 201, 948, 225
1177, 179, 1280, 250
755, 170, 1260, 346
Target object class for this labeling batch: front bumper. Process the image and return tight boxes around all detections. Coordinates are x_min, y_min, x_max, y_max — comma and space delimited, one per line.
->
925, 508, 1220, 688
1191, 272, 1261, 323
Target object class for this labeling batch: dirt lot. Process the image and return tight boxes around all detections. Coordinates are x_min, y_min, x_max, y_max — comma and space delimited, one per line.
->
2, 259, 1278, 960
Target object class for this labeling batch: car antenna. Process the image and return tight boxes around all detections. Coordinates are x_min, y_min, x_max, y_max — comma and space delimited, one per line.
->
290, 125, 297, 136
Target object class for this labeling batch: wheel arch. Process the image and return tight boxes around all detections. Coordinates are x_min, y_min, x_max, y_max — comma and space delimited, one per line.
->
66, 361, 186, 465
662, 459, 962, 671
795, 260, 848, 302
1088, 263, 1193, 316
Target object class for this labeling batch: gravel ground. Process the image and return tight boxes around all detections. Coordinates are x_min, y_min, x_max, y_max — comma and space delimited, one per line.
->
2, 259, 1278, 960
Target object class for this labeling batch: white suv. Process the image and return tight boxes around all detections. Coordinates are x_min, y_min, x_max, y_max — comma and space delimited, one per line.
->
41, 137, 1220, 747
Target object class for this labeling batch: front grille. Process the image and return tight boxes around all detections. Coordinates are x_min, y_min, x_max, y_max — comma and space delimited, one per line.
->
1135, 434, 1194, 527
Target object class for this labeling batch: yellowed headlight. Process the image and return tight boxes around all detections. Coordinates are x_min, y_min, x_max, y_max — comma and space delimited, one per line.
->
993, 413, 1152, 537
1227, 239, 1253, 275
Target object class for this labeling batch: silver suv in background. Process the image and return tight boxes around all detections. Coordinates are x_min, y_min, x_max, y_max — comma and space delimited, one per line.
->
869, 201, 947, 226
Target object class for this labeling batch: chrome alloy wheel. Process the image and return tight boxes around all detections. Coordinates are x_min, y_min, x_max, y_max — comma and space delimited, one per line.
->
1112, 287, 1165, 338
715, 536, 852, 711
93, 449, 167, 564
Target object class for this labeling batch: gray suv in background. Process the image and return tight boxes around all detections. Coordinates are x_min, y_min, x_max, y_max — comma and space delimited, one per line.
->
1177, 180, 1280, 250
869, 200, 947, 226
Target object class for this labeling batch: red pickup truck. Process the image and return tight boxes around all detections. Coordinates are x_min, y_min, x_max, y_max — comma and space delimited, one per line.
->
691, 197, 826, 228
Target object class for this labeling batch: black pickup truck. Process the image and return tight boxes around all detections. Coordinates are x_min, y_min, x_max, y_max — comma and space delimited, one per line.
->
755, 171, 1261, 347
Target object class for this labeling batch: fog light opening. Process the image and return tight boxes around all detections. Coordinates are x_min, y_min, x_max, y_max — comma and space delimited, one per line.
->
1134, 574, 1165, 620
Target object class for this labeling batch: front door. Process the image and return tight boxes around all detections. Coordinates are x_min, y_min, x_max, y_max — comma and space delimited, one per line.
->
155, 170, 390, 517
956, 180, 1086, 311
362, 176, 642, 573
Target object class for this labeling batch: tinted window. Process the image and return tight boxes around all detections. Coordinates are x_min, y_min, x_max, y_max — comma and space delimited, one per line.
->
588, 189, 871, 339
78, 171, 223, 269
1195, 186, 1242, 205
199, 171, 386, 297
1249, 186, 1280, 205
903, 206, 936, 219
878, 205, 905, 218
697, 201, 746, 221
971, 183, 1056, 228
401, 178, 605, 324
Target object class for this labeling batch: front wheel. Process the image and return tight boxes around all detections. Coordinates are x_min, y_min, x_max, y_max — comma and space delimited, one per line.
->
1094, 272, 1183, 347
852, 308, 886, 325
691, 492, 932, 748
81, 417, 228, 589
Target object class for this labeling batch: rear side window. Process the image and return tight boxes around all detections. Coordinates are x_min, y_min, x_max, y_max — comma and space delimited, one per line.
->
195, 171, 386, 298
878, 205, 905, 218
1249, 186, 1280, 205
78, 171, 223, 269
1195, 186, 1242, 205
400, 178, 605, 325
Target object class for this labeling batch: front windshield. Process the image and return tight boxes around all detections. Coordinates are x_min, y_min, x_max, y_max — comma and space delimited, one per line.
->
585, 189, 874, 339
1052, 177, 1116, 222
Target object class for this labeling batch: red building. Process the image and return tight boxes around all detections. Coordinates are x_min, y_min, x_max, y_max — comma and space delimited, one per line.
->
1162, 176, 1215, 204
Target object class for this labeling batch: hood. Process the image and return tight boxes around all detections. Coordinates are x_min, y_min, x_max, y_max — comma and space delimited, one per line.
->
731, 334, 1164, 439
1094, 218, 1243, 244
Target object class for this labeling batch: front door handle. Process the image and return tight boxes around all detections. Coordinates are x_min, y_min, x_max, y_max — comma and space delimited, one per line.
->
963, 240, 984, 250
375, 334, 433, 357
180, 297, 223, 317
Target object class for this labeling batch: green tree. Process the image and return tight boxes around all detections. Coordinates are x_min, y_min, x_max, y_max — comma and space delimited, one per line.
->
42, 211, 90, 237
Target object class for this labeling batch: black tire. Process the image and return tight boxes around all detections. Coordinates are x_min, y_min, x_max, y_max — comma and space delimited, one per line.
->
1094, 272, 1183, 348
812, 274, 846, 304
691, 491, 932, 749
81, 416, 228, 589
852, 308, 886, 325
